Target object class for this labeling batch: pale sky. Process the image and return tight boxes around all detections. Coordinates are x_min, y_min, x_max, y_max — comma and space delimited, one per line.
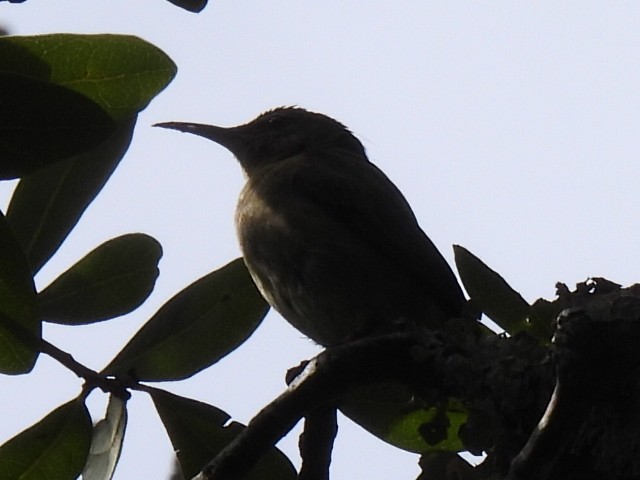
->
1, 2, 640, 479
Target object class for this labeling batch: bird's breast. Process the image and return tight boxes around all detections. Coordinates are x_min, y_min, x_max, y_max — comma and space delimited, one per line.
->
234, 175, 449, 346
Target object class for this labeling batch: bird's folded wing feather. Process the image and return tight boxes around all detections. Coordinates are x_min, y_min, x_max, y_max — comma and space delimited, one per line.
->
285, 151, 465, 316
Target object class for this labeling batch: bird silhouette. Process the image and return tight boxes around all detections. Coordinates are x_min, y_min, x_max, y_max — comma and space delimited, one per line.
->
156, 107, 466, 346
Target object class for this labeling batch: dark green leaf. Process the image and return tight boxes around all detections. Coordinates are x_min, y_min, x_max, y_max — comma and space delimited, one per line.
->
0, 210, 40, 374
104, 258, 269, 381
454, 245, 531, 335
6, 116, 136, 275
151, 389, 296, 480
0, 72, 117, 179
0, 399, 92, 479
164, 0, 208, 12
0, 34, 177, 120
38, 234, 162, 325
340, 384, 466, 453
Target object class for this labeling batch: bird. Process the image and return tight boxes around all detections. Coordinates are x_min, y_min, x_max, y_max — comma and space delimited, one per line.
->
155, 107, 466, 346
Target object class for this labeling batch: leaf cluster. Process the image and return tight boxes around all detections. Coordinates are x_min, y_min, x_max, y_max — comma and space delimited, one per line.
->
0, 34, 292, 480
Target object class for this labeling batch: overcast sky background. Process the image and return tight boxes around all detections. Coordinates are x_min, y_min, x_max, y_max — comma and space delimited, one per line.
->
1, 2, 640, 479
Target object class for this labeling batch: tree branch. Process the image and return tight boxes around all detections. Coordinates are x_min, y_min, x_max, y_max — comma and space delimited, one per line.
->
39, 337, 131, 399
0, 312, 132, 398
193, 329, 466, 480
298, 406, 338, 480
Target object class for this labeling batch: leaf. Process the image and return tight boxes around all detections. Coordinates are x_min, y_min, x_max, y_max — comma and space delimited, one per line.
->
38, 234, 162, 325
0, 210, 40, 374
5, 116, 136, 275
82, 395, 128, 480
0, 399, 92, 479
340, 384, 466, 453
454, 245, 531, 335
164, 0, 208, 12
0, 34, 177, 120
103, 258, 269, 381
151, 389, 296, 480
0, 72, 117, 179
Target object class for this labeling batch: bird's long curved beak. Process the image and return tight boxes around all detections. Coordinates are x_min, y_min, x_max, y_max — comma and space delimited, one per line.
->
154, 121, 243, 152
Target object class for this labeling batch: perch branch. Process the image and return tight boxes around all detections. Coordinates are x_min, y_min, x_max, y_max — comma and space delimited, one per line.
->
193, 328, 468, 480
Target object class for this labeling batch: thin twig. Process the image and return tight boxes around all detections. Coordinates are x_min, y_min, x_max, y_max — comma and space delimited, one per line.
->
39, 337, 131, 399
298, 406, 338, 480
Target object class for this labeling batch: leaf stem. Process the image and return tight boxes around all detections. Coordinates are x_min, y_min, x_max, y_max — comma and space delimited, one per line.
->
39, 337, 131, 400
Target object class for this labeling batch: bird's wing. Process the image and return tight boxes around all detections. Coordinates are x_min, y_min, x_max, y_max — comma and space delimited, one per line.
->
283, 151, 465, 316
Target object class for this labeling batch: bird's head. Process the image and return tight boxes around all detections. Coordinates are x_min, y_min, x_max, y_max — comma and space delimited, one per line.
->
155, 107, 366, 174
